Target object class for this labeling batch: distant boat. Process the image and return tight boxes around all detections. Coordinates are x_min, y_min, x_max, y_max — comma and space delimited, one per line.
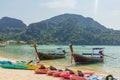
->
0, 43, 6, 47
33, 43, 66, 60
69, 44, 104, 64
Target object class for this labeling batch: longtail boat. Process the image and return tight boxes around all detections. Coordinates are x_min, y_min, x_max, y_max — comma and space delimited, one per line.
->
33, 43, 66, 60
69, 44, 104, 64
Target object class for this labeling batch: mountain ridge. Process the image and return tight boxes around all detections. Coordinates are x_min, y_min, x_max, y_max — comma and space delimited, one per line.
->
0, 13, 120, 45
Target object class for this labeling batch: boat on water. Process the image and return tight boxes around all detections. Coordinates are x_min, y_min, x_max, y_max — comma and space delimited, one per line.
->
0, 43, 6, 47
33, 43, 66, 60
69, 44, 104, 64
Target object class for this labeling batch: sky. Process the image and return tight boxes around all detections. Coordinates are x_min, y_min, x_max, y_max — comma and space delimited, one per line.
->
0, 0, 120, 30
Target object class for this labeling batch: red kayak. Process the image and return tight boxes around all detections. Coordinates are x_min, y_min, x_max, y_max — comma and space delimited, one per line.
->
60, 71, 71, 79
52, 71, 62, 77
70, 75, 87, 80
34, 68, 48, 74
46, 70, 57, 76
83, 71, 94, 76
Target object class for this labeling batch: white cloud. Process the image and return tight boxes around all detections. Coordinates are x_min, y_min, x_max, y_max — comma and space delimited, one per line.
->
43, 0, 77, 9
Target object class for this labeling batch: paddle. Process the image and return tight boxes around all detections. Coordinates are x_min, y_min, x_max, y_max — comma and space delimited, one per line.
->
104, 55, 117, 59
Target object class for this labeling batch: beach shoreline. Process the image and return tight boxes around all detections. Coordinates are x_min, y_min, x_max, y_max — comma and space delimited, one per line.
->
0, 56, 120, 80
0, 56, 62, 80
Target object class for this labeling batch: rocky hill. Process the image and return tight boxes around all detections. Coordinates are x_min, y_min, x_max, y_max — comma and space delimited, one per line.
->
0, 17, 27, 40
1, 14, 120, 45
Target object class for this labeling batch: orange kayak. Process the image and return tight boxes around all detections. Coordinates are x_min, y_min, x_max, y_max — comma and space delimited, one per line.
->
52, 71, 62, 77
34, 68, 48, 74
46, 70, 57, 76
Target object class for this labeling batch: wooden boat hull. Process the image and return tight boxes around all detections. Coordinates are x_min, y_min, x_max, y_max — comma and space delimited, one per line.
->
33, 43, 66, 60
72, 54, 103, 64
37, 52, 65, 60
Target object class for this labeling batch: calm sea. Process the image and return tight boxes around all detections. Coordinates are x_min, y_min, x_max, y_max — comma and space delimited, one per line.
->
0, 45, 120, 78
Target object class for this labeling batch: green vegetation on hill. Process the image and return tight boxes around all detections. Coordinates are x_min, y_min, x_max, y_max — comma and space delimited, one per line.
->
0, 17, 27, 40
0, 14, 120, 45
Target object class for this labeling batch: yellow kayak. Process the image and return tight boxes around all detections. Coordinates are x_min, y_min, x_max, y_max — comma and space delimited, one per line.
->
16, 60, 50, 70
26, 64, 41, 70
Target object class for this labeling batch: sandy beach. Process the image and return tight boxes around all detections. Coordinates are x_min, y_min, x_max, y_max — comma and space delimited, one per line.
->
0, 56, 61, 80
0, 56, 120, 80
0, 67, 62, 80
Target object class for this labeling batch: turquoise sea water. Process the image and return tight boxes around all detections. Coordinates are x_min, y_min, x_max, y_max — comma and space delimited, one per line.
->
0, 45, 120, 78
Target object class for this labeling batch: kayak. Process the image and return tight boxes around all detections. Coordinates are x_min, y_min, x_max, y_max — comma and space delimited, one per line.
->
25, 64, 40, 70
1, 63, 28, 69
0, 60, 41, 70
34, 68, 48, 74
27, 64, 49, 70
101, 77, 117, 80
16, 60, 27, 64
0, 60, 12, 64
16, 60, 41, 70
70, 75, 87, 80
60, 71, 71, 79
85, 75, 99, 80
101, 75, 118, 80
52, 71, 62, 77
83, 71, 94, 76
47, 70, 57, 76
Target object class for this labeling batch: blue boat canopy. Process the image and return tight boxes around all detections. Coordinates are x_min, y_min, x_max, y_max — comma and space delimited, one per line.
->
92, 48, 104, 50
57, 48, 62, 50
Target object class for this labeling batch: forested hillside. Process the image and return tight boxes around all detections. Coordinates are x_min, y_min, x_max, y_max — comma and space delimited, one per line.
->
0, 17, 27, 40
1, 14, 120, 45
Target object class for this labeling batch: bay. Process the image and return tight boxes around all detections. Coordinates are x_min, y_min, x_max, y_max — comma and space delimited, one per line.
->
0, 45, 120, 78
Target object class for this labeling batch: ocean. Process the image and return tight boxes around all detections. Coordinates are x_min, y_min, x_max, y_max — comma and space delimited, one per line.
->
0, 44, 120, 78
